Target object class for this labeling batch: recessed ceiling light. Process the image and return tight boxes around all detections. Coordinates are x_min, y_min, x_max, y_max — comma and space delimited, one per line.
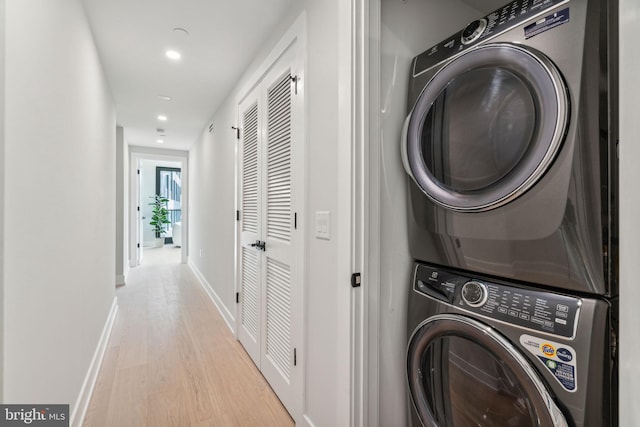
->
158, 95, 171, 101
157, 139, 164, 144
157, 115, 168, 121
165, 50, 181, 60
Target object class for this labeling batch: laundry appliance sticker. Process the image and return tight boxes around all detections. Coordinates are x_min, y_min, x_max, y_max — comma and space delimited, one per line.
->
520, 334, 577, 392
524, 8, 570, 39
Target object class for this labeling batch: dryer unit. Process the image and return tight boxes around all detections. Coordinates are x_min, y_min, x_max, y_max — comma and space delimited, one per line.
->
401, 0, 618, 296
406, 262, 616, 427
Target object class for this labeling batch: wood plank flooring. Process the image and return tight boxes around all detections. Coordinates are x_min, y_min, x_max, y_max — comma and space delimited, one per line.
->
83, 246, 294, 427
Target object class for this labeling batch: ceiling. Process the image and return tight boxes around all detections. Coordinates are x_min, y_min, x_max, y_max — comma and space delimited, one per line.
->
82, 0, 294, 151
82, 0, 513, 152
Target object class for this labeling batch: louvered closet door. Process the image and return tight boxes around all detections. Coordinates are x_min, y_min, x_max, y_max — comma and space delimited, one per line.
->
235, 41, 302, 420
258, 47, 301, 418
237, 88, 262, 366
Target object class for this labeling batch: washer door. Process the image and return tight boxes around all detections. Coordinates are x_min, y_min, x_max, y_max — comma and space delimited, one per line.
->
407, 314, 568, 427
401, 43, 568, 212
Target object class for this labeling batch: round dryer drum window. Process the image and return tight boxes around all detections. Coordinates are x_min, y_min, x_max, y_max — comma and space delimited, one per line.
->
407, 315, 568, 427
404, 44, 568, 212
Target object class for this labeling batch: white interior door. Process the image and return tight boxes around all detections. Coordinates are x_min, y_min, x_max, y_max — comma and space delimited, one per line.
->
259, 50, 301, 417
238, 87, 262, 365
236, 41, 303, 420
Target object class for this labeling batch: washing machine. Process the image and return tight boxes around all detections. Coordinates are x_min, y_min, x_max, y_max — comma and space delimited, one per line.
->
406, 262, 616, 427
401, 0, 618, 296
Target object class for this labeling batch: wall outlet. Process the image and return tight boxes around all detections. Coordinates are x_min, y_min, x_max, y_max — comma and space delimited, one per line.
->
315, 211, 331, 240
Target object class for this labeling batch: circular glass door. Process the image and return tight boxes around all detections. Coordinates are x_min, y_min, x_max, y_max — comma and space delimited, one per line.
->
407, 315, 568, 427
404, 43, 568, 212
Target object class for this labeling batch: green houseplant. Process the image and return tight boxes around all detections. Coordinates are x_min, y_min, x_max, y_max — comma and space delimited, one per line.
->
149, 194, 171, 247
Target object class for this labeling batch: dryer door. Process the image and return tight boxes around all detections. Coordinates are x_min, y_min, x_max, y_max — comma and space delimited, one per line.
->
407, 314, 568, 427
401, 43, 568, 212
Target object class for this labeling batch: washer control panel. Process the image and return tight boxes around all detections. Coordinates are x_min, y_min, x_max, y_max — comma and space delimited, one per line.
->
413, 0, 569, 76
414, 264, 581, 338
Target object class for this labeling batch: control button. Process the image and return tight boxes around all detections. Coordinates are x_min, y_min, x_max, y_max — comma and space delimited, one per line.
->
461, 18, 488, 45
508, 310, 518, 318
461, 281, 488, 307
544, 321, 555, 328
556, 311, 568, 319
520, 313, 530, 320
498, 307, 508, 314
557, 304, 569, 312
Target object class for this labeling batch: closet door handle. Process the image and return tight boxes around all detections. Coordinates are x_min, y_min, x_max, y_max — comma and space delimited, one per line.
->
250, 240, 266, 251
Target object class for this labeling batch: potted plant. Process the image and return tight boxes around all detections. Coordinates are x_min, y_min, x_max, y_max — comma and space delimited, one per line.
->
149, 194, 171, 247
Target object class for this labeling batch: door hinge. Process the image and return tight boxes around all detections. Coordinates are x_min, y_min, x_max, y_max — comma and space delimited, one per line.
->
351, 272, 361, 288
137, 243, 140, 248
137, 169, 140, 175
290, 75, 299, 95
236, 292, 240, 304
294, 348, 297, 366
236, 210, 240, 221
294, 212, 297, 229
137, 206, 140, 212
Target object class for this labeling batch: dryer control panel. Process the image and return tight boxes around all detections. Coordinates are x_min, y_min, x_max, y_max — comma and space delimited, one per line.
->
414, 264, 581, 338
413, 0, 570, 76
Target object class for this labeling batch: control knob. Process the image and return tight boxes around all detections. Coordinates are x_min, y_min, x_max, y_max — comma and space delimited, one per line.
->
461, 280, 488, 307
461, 18, 487, 45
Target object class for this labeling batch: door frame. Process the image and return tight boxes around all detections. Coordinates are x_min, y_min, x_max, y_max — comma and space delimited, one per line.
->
128, 146, 189, 266
352, 0, 380, 426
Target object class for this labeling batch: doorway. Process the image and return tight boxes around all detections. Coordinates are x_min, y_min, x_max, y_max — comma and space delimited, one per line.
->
155, 166, 182, 246
129, 149, 189, 267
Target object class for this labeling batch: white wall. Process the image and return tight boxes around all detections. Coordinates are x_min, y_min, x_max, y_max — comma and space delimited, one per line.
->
303, 1, 347, 425
140, 159, 180, 246
377, 1, 483, 425
189, 1, 358, 425
618, 0, 640, 425
3, 0, 116, 416
188, 4, 308, 327
188, 2, 308, 341
188, 107, 238, 318
116, 126, 129, 285
0, 0, 5, 404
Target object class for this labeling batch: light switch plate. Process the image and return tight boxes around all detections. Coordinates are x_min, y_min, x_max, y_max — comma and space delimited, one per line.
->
315, 211, 331, 240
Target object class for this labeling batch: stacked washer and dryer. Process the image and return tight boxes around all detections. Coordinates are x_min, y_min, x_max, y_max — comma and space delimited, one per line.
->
401, 0, 618, 426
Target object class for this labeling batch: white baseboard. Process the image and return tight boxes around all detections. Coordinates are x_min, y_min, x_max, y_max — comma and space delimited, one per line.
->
300, 415, 316, 427
71, 297, 119, 427
116, 274, 126, 286
188, 260, 235, 333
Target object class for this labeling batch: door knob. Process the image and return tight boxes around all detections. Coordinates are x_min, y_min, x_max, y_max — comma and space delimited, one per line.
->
249, 240, 266, 251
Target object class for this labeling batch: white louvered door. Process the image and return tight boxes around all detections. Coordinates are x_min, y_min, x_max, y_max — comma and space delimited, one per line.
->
238, 87, 262, 365
236, 41, 303, 420
259, 52, 300, 417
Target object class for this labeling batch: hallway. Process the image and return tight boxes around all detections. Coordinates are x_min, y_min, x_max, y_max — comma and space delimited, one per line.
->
83, 247, 294, 426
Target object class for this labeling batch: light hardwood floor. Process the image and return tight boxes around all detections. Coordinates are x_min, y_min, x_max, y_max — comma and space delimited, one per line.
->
83, 246, 294, 427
